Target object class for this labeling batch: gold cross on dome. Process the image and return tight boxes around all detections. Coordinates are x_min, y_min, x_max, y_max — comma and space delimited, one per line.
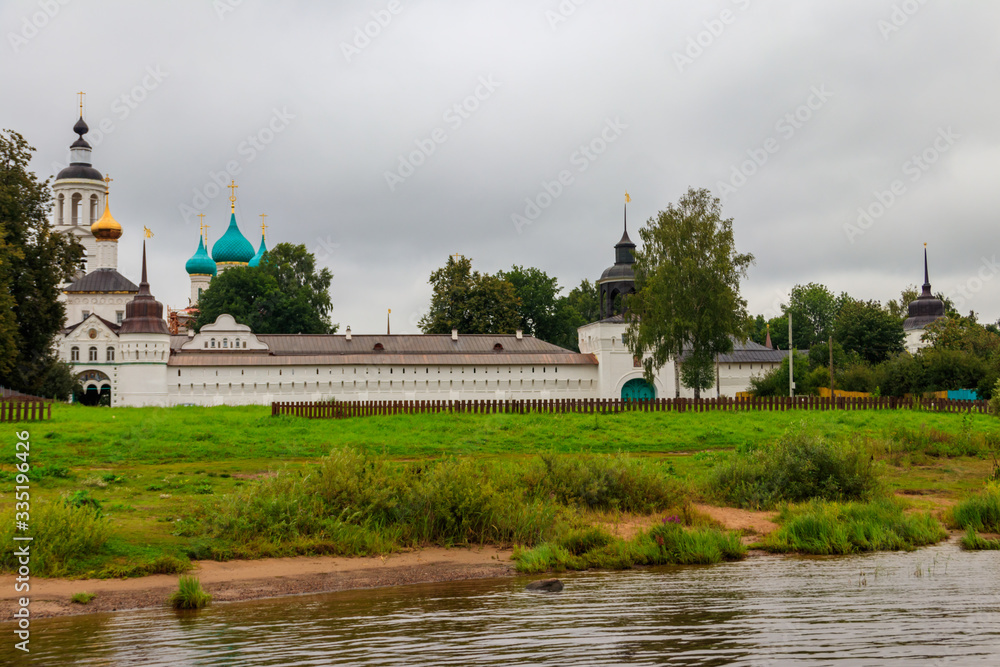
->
228, 180, 238, 211
259, 213, 268, 240
197, 213, 206, 238
77, 91, 85, 116
102, 174, 113, 194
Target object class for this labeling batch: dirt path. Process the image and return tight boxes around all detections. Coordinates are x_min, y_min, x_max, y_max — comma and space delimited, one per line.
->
0, 546, 513, 620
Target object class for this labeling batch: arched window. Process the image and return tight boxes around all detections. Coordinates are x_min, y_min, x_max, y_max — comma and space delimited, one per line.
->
493, 343, 504, 352
89, 194, 99, 224
88, 346, 98, 362
106, 347, 115, 362
210, 338, 216, 348
223, 338, 229, 348
373, 343, 384, 352
71, 193, 82, 225
234, 338, 240, 348
70, 346, 79, 361
57, 194, 65, 224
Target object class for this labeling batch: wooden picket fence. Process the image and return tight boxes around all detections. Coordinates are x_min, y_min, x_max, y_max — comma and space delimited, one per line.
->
272, 395, 989, 419
0, 401, 52, 422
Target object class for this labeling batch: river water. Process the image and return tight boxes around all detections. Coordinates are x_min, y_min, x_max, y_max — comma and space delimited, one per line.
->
15, 541, 1000, 666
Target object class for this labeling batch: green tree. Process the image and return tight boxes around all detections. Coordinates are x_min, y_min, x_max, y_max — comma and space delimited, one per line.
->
625, 187, 754, 399
499, 265, 577, 348
195, 243, 336, 334
680, 351, 716, 396
834, 299, 904, 364
785, 283, 839, 348
563, 279, 600, 324
922, 313, 1000, 358
0, 130, 84, 397
419, 255, 520, 334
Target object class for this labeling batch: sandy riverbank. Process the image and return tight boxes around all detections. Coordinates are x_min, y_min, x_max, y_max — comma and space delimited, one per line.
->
0, 546, 514, 620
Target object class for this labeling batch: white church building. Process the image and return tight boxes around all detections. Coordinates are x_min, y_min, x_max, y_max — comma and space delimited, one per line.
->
52, 110, 784, 407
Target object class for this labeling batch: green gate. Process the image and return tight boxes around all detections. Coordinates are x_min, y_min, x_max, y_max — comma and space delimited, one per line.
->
621, 378, 656, 402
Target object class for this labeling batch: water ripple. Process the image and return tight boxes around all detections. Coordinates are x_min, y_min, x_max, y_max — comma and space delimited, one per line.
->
14, 542, 1000, 666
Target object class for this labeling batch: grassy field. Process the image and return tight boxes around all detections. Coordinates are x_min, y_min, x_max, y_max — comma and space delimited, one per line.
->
2, 404, 998, 577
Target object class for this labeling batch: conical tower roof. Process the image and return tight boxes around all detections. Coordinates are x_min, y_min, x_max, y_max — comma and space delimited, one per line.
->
248, 235, 268, 268
119, 241, 170, 335
211, 212, 255, 264
186, 236, 217, 276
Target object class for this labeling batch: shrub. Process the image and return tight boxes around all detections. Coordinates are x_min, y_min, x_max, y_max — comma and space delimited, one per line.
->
710, 428, 881, 509
525, 453, 682, 513
168, 576, 211, 609
70, 592, 95, 604
0, 498, 111, 577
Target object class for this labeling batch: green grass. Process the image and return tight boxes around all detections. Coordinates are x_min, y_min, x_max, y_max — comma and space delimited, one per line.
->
2, 404, 994, 578
192, 449, 684, 560
168, 575, 211, 610
19, 403, 1000, 466
951, 483, 1000, 533
70, 592, 95, 604
513, 519, 745, 573
960, 527, 1000, 550
761, 499, 947, 555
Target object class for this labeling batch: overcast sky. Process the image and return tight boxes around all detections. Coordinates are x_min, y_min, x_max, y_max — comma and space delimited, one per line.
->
4, 0, 999, 334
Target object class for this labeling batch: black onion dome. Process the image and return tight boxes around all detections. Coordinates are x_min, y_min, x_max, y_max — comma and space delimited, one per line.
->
903, 248, 946, 331
56, 164, 103, 180
600, 263, 635, 282
73, 116, 89, 135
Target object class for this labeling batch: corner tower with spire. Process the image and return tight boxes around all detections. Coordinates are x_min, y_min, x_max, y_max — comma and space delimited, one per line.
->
903, 244, 947, 353
597, 193, 637, 319
117, 240, 170, 406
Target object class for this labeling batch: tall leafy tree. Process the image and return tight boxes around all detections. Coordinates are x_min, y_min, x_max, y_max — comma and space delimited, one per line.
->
625, 187, 754, 399
562, 279, 600, 324
499, 265, 580, 349
0, 130, 84, 397
195, 242, 336, 334
834, 299, 904, 364
419, 255, 520, 334
785, 283, 840, 347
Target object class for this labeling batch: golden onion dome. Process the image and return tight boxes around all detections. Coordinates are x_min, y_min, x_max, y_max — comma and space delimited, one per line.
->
91, 194, 122, 241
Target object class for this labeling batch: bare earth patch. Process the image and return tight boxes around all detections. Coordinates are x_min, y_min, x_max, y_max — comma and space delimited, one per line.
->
693, 504, 779, 540
0, 546, 513, 620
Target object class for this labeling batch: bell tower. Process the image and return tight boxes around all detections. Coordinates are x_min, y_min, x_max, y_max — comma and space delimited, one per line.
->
52, 93, 106, 272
